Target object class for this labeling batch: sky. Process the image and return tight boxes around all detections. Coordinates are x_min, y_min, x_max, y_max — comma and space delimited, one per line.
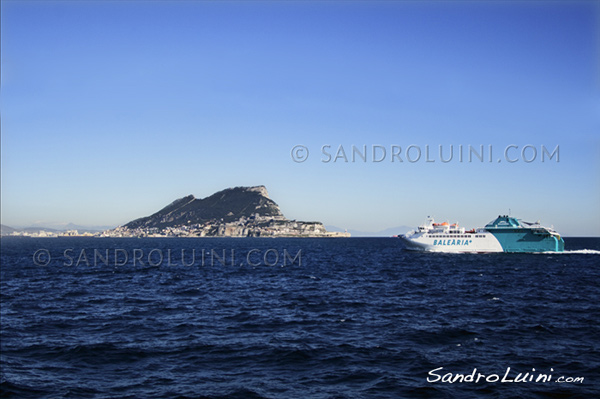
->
1, 0, 599, 236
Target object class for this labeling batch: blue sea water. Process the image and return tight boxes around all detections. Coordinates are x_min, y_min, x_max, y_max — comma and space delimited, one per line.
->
1, 237, 599, 399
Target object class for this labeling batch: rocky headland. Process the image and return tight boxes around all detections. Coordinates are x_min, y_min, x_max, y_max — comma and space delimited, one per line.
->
102, 186, 350, 238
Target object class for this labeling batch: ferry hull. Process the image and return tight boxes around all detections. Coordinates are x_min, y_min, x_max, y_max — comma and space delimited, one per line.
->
484, 215, 564, 253
488, 230, 564, 253
398, 232, 503, 253
399, 215, 564, 253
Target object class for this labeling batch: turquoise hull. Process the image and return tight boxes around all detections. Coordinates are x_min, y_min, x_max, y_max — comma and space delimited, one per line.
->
488, 229, 564, 252
485, 216, 564, 253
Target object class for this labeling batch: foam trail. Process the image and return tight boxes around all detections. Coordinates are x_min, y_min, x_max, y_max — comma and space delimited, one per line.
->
557, 249, 600, 255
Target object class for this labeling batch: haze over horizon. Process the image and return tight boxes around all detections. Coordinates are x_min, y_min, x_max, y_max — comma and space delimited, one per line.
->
2, 1, 599, 236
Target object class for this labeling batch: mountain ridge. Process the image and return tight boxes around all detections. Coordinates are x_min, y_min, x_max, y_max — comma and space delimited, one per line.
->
108, 185, 348, 237
124, 186, 283, 230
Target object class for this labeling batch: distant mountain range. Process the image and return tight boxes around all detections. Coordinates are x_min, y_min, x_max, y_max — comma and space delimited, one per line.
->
326, 225, 412, 237
1, 224, 18, 236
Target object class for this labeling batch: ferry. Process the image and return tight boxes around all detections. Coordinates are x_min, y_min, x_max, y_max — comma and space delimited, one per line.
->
399, 215, 564, 253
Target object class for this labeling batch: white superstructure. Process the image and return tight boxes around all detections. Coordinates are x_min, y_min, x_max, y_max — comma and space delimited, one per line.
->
399, 217, 503, 253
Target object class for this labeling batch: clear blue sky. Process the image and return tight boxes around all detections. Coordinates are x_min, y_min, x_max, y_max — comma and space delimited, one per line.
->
2, 1, 599, 236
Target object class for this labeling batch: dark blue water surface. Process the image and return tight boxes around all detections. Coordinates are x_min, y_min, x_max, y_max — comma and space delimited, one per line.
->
1, 237, 599, 398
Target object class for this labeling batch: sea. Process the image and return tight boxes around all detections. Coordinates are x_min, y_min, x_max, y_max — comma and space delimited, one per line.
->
1, 237, 599, 399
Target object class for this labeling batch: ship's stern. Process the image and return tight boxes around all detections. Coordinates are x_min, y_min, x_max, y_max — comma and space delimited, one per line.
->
553, 234, 565, 252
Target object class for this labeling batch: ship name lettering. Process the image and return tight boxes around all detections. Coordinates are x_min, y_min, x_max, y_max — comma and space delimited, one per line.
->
433, 239, 471, 246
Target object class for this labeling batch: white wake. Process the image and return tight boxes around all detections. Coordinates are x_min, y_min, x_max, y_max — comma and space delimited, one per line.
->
557, 249, 600, 255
